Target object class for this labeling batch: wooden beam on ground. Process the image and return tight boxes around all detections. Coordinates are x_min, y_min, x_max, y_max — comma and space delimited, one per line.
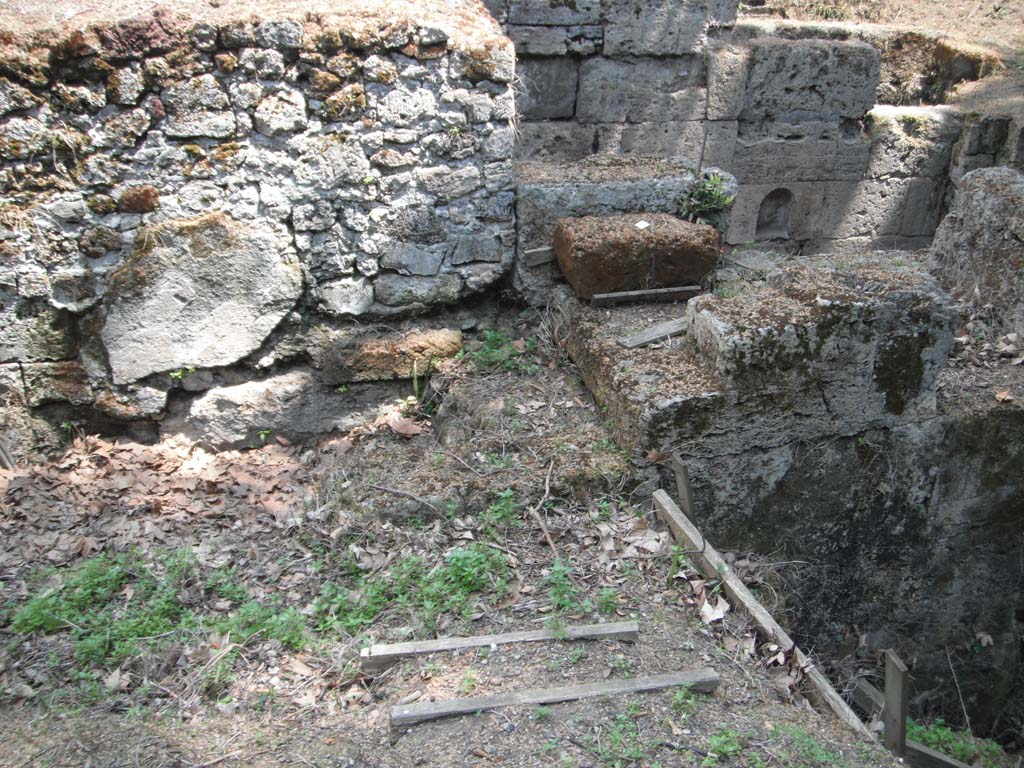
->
591, 285, 701, 308
391, 668, 719, 730
522, 246, 555, 267
616, 318, 689, 349
851, 678, 885, 718
884, 649, 908, 756
905, 741, 973, 768
652, 489, 874, 740
361, 621, 639, 673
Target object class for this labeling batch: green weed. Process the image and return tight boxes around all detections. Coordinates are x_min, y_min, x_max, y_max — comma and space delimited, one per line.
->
907, 718, 1010, 768
596, 588, 618, 615
545, 559, 578, 613
676, 173, 735, 232
471, 331, 539, 374
703, 727, 743, 766
671, 684, 699, 719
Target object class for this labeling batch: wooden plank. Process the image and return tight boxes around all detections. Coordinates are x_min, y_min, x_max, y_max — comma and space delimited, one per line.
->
652, 490, 874, 740
391, 668, 719, 729
591, 285, 701, 308
616, 318, 689, 349
670, 453, 695, 518
523, 247, 555, 267
361, 621, 639, 673
851, 678, 884, 718
884, 649, 908, 755
906, 740, 973, 768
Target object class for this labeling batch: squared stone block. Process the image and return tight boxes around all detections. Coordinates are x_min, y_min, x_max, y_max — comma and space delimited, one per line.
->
514, 121, 598, 161
577, 57, 706, 124
706, 44, 750, 121
554, 212, 719, 298
740, 39, 879, 122
702, 120, 738, 170
828, 178, 913, 238
725, 181, 830, 244
517, 57, 579, 119
509, 25, 568, 55
602, 0, 714, 56
596, 120, 705, 166
867, 105, 962, 178
509, 0, 600, 24
731, 120, 867, 183
900, 177, 946, 237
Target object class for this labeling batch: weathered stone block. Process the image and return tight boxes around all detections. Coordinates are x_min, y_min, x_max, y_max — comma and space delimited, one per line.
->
867, 105, 962, 178
162, 74, 235, 138
962, 114, 1010, 156
517, 57, 578, 119
899, 177, 946, 237
931, 167, 1024, 336
726, 181, 829, 244
514, 121, 598, 162
254, 88, 308, 135
740, 39, 879, 122
381, 243, 449, 276
161, 369, 404, 449
701, 120, 737, 169
828, 178, 913, 238
101, 213, 303, 383
508, 0, 600, 25
319, 329, 463, 384
577, 57, 705, 124
319, 276, 374, 316
509, 25, 568, 56
0, 298, 74, 363
374, 273, 463, 307
22, 361, 92, 407
0, 77, 40, 116
602, 0, 718, 56
555, 213, 719, 299
732, 120, 868, 183
706, 44, 749, 121
596, 121, 705, 166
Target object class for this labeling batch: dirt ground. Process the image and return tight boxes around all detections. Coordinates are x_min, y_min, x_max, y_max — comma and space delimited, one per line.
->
0, 305, 907, 768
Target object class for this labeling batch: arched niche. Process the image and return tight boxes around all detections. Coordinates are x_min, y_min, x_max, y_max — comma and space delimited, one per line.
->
755, 188, 794, 240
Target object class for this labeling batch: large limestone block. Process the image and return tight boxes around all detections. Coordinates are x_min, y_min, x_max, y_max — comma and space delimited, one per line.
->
514, 122, 599, 162
931, 167, 1024, 335
101, 213, 303, 384
706, 44, 750, 121
21, 361, 92, 407
731, 120, 868, 183
162, 74, 235, 138
161, 368, 404, 448
867, 105, 962, 179
555, 213, 719, 299
603, 0, 736, 57
740, 39, 879, 122
827, 178, 913, 238
508, 0, 600, 25
517, 57, 578, 119
725, 181, 829, 244
596, 121, 705, 166
577, 57, 706, 124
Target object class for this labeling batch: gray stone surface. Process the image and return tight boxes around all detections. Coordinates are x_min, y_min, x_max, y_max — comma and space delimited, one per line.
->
514, 122, 598, 161
867, 105, 962, 178
931, 167, 1024, 335
603, 0, 734, 56
517, 58, 578, 120
319, 277, 374, 316
577, 58, 706, 124
731, 120, 869, 183
101, 214, 303, 383
596, 121, 705, 166
374, 273, 463, 307
508, 0, 600, 25
254, 89, 308, 135
162, 74, 235, 138
162, 368, 403, 448
706, 44, 749, 121
0, 298, 74, 363
740, 39, 879, 122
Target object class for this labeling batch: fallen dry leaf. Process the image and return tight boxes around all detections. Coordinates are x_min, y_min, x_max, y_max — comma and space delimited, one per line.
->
700, 595, 730, 624
995, 390, 1015, 403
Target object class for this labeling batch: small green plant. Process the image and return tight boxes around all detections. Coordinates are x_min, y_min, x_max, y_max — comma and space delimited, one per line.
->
545, 559, 578, 613
257, 428, 273, 443
671, 684, 698, 719
772, 724, 848, 767
479, 489, 520, 538
596, 587, 619, 615
471, 331, 539, 374
459, 670, 478, 694
703, 727, 743, 766
169, 365, 196, 381
336, 384, 349, 393
907, 718, 1009, 768
676, 173, 735, 232
568, 645, 587, 664
533, 705, 550, 721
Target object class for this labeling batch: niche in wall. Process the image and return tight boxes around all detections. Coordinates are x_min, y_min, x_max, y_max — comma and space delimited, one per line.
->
756, 188, 794, 240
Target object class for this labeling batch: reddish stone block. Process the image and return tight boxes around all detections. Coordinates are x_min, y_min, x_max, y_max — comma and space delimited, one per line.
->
554, 213, 719, 299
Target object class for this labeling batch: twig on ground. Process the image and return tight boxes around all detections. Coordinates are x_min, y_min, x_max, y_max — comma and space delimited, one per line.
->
946, 645, 973, 736
526, 459, 559, 559
367, 484, 443, 516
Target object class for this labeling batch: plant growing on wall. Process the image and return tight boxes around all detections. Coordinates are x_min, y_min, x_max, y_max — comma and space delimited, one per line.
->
676, 173, 735, 232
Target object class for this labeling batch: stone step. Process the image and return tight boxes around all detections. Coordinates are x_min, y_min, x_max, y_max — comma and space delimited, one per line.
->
564, 263, 957, 457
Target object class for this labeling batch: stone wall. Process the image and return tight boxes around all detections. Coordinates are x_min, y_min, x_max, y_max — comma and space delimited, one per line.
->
491, 0, 1010, 257
0, 5, 515, 452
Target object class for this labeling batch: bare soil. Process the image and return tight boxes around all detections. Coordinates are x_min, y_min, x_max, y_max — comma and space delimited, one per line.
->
0, 307, 902, 768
